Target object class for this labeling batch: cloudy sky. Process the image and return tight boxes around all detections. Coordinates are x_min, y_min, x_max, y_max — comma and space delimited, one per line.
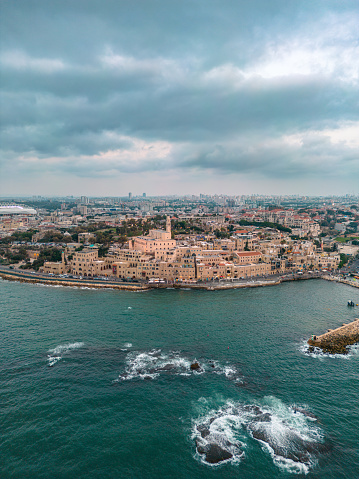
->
1, 0, 358, 197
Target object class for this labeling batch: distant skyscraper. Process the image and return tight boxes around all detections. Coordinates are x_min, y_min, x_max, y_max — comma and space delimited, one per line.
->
81, 196, 89, 204
143, 193, 146, 198
129, 192, 132, 199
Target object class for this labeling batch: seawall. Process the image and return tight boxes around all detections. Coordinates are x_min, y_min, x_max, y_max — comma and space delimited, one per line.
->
0, 271, 149, 291
0, 268, 321, 292
308, 318, 359, 354
322, 275, 359, 289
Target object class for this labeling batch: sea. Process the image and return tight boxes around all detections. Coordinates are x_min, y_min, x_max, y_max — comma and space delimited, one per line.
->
1, 277, 359, 479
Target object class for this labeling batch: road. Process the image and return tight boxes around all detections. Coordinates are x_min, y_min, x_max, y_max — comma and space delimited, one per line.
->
0, 265, 144, 288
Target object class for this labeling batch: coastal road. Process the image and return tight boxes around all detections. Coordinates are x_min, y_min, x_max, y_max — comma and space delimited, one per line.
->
0, 266, 144, 288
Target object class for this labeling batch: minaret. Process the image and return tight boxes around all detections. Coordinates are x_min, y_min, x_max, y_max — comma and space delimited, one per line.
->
166, 216, 171, 235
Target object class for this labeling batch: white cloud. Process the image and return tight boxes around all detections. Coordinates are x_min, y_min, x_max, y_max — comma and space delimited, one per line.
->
283, 122, 359, 148
0, 50, 66, 73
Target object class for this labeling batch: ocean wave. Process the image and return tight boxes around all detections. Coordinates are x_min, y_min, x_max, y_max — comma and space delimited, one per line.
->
47, 341, 84, 366
192, 396, 325, 474
34, 283, 94, 291
118, 349, 242, 382
299, 340, 359, 360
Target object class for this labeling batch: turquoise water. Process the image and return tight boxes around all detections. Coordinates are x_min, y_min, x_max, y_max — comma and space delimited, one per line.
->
1, 278, 359, 478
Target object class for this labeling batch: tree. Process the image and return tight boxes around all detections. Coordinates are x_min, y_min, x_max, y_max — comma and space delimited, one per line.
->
29, 247, 63, 270
98, 246, 109, 257
339, 253, 349, 269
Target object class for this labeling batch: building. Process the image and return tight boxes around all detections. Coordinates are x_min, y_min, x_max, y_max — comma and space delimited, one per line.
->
129, 216, 176, 253
78, 205, 88, 215
70, 247, 113, 277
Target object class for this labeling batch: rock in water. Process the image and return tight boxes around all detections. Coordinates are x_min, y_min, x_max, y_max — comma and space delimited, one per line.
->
204, 444, 233, 464
190, 362, 200, 370
249, 424, 318, 464
158, 364, 175, 371
196, 424, 210, 438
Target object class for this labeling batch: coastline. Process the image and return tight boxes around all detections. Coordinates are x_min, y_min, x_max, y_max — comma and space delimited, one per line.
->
321, 275, 359, 289
0, 269, 150, 291
0, 267, 326, 291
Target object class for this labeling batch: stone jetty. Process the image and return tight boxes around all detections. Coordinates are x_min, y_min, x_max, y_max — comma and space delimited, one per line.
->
308, 318, 359, 354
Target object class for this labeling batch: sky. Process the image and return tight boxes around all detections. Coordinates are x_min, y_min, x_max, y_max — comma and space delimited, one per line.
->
1, 0, 358, 197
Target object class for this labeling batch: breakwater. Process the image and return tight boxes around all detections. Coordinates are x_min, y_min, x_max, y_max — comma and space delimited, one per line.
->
308, 318, 359, 354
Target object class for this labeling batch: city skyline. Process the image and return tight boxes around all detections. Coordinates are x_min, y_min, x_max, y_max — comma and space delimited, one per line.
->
1, 0, 358, 196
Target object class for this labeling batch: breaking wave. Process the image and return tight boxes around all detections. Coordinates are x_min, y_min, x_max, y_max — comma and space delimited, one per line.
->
47, 342, 84, 366
192, 396, 326, 474
299, 340, 359, 360
118, 349, 242, 382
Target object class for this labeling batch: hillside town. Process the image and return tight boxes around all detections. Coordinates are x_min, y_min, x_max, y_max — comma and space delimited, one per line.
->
1, 194, 359, 284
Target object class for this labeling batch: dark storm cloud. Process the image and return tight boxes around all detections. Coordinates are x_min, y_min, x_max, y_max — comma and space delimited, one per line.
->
0, 0, 358, 192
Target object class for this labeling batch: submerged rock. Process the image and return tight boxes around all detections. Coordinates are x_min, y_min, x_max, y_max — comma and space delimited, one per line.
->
293, 407, 317, 419
243, 404, 262, 415
248, 422, 325, 464
252, 412, 272, 423
157, 363, 176, 371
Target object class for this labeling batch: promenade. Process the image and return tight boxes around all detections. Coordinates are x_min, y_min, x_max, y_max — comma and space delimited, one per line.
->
322, 274, 359, 289
0, 266, 322, 291
0, 266, 149, 291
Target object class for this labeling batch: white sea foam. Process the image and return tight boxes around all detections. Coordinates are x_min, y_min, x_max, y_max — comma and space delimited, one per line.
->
299, 340, 359, 360
118, 350, 242, 382
124, 342, 132, 348
120, 349, 192, 380
36, 283, 66, 288
192, 401, 247, 466
192, 396, 325, 473
47, 341, 84, 366
34, 283, 97, 291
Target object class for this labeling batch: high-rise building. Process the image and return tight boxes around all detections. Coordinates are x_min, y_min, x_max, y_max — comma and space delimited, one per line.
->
81, 196, 89, 204
142, 193, 146, 198
129, 192, 132, 200
78, 205, 88, 215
